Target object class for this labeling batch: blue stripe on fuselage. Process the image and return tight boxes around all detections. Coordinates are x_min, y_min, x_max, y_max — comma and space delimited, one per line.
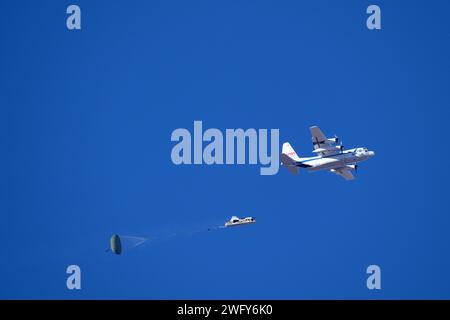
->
298, 152, 351, 164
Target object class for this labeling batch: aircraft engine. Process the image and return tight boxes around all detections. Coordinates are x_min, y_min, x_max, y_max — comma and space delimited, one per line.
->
327, 137, 338, 144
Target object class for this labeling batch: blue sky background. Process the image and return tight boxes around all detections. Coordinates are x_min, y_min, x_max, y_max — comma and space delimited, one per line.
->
1, 0, 450, 299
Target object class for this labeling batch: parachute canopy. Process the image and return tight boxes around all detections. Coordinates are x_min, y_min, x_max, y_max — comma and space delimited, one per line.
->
110, 234, 122, 255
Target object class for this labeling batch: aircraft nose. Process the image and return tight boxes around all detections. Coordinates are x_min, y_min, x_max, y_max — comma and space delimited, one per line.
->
369, 151, 375, 157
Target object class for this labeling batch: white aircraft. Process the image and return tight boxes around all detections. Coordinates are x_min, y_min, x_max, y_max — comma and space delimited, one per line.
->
281, 126, 375, 180
224, 216, 256, 227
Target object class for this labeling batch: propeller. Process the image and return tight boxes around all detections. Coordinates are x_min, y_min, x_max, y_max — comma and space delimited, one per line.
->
334, 134, 344, 151
334, 134, 339, 144
352, 164, 358, 174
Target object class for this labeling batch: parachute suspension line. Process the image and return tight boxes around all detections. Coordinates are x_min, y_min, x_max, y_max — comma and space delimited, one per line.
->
119, 235, 149, 249
108, 224, 226, 255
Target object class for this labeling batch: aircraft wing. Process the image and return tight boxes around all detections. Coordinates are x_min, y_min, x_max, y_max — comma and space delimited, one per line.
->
331, 168, 355, 181
310, 126, 327, 149
310, 126, 340, 156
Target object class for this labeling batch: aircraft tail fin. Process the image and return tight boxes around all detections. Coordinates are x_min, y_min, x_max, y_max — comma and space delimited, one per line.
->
281, 143, 300, 175
282, 143, 300, 160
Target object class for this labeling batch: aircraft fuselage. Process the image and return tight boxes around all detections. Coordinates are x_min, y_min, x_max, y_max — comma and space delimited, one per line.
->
298, 148, 375, 172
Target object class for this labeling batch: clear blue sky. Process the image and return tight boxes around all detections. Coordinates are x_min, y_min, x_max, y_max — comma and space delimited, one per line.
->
1, 0, 450, 299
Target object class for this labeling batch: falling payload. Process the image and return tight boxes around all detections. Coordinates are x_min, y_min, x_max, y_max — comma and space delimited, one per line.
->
110, 234, 122, 255
107, 216, 257, 255
224, 216, 256, 227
